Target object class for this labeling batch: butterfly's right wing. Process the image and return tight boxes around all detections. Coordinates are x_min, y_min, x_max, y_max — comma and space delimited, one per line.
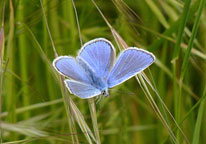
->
107, 48, 155, 88
64, 79, 101, 99
53, 56, 92, 84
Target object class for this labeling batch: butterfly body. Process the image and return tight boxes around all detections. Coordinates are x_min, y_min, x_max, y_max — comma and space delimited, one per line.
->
53, 38, 155, 99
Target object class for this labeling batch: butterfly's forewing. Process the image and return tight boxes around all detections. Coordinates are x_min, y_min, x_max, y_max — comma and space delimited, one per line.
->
107, 48, 155, 88
64, 79, 101, 99
78, 38, 116, 79
53, 56, 91, 83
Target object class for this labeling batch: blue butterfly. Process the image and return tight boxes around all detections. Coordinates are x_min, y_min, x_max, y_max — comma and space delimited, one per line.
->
53, 38, 155, 99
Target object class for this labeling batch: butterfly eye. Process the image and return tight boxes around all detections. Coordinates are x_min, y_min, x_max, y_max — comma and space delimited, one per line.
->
101, 90, 109, 97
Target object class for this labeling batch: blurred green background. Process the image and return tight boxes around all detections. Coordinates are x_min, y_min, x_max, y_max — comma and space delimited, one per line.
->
0, 0, 206, 143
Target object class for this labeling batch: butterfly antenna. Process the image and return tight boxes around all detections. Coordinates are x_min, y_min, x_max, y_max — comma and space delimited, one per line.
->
115, 90, 135, 95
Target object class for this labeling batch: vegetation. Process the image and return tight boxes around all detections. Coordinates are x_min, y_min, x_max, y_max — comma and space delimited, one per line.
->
0, 0, 206, 143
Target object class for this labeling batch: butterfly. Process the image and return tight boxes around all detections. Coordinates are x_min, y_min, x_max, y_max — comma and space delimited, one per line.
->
53, 38, 155, 99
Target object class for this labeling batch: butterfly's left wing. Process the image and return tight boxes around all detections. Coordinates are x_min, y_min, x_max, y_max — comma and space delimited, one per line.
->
107, 48, 155, 88
78, 38, 116, 79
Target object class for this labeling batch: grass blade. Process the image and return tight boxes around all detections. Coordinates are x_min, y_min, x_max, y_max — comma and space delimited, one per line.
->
0, 2, 5, 140
89, 99, 101, 144
180, 0, 206, 80
72, 1, 101, 143
171, 0, 192, 142
192, 86, 206, 144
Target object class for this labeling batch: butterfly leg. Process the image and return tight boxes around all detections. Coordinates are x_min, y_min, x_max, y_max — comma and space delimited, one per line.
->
96, 95, 103, 104
95, 95, 99, 101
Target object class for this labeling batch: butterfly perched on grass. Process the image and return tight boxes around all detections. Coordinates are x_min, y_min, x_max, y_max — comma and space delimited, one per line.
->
53, 38, 155, 99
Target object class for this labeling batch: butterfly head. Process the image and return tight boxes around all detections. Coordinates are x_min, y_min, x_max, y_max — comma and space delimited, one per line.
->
101, 89, 109, 97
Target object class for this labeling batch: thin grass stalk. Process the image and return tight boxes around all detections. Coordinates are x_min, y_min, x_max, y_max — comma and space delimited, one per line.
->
0, 0, 5, 58
42, 0, 56, 111
71, 0, 82, 46
0, 2, 5, 140
89, 99, 101, 144
71, 0, 101, 143
0, 28, 3, 143
69, 99, 96, 143
6, 0, 15, 124
141, 72, 189, 143
91, 0, 179, 142
40, 0, 98, 143
68, 0, 77, 51
136, 76, 175, 144
137, 75, 177, 144
39, 0, 57, 57
49, 0, 64, 54
40, 1, 78, 143
59, 77, 79, 144
25, 24, 83, 143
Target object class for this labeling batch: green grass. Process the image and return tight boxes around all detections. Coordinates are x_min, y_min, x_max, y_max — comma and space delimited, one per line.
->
0, 0, 206, 143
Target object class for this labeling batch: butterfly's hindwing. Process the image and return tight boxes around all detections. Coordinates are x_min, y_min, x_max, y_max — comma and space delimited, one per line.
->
64, 79, 101, 99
